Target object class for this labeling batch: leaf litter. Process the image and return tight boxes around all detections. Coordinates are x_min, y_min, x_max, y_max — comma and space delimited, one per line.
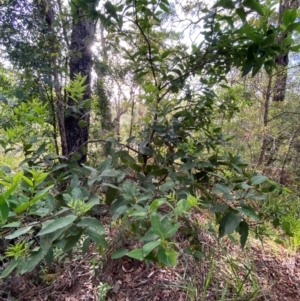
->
0, 211, 299, 301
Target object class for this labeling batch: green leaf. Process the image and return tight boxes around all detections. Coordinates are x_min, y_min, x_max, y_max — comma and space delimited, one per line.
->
157, 246, 177, 266
0, 195, 9, 224
210, 204, 228, 213
64, 233, 82, 252
212, 184, 233, 200
77, 217, 105, 234
238, 205, 260, 221
111, 248, 129, 259
151, 213, 165, 239
243, 0, 264, 16
14, 185, 54, 214
85, 229, 107, 248
219, 213, 242, 238
282, 9, 297, 27
159, 2, 169, 12
20, 249, 44, 274
236, 7, 246, 23
242, 61, 253, 77
82, 238, 91, 255
3, 171, 22, 199
38, 215, 77, 236
5, 226, 33, 240
250, 175, 268, 185
286, 21, 300, 32
2, 221, 21, 228
213, 0, 234, 9
161, 50, 171, 59
71, 187, 83, 200
165, 223, 180, 239
78, 120, 88, 127
105, 186, 119, 205
127, 248, 144, 260
239, 221, 249, 248
0, 259, 18, 278
40, 227, 65, 255
142, 241, 161, 257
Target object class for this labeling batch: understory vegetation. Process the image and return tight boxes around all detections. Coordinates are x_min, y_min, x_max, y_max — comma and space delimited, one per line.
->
0, 0, 300, 300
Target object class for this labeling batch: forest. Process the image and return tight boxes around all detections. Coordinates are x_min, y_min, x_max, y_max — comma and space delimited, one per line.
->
0, 0, 300, 300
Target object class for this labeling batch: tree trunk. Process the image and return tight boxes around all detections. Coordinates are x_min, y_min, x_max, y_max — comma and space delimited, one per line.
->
42, 0, 68, 157
65, 6, 95, 164
273, 0, 299, 101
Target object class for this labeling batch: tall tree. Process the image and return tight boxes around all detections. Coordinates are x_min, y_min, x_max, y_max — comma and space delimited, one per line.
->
65, 4, 95, 163
273, 0, 299, 101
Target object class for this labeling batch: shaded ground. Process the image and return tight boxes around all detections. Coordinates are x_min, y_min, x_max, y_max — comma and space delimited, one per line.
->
0, 214, 299, 301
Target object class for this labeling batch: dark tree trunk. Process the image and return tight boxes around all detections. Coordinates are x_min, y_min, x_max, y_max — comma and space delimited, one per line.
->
65, 6, 95, 163
273, 0, 299, 101
273, 54, 288, 102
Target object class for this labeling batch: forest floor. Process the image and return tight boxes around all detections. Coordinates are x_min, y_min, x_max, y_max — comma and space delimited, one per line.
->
0, 210, 299, 301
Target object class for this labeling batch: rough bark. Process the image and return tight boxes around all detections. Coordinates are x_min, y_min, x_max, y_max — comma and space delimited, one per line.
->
273, 0, 299, 101
65, 6, 95, 163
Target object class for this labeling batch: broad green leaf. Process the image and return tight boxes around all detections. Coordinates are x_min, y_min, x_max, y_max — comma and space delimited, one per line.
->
111, 248, 129, 259
212, 184, 233, 200
85, 229, 107, 248
0, 195, 9, 224
142, 241, 161, 257
286, 21, 300, 32
77, 217, 105, 234
213, 0, 234, 9
176, 199, 190, 215
71, 187, 83, 200
239, 221, 249, 248
40, 227, 65, 255
64, 233, 82, 252
106, 136, 120, 145
210, 204, 228, 213
78, 120, 88, 127
0, 259, 18, 278
250, 175, 268, 185
194, 250, 205, 259
236, 7, 246, 23
82, 238, 91, 255
164, 223, 180, 239
283, 9, 297, 27
5, 226, 33, 240
151, 213, 165, 238
219, 213, 242, 238
127, 248, 144, 260
238, 206, 260, 221
141, 230, 159, 242
20, 249, 44, 274
44, 248, 53, 265
14, 185, 54, 214
149, 198, 166, 212
157, 246, 177, 266
2, 221, 21, 228
161, 50, 171, 59
38, 215, 77, 236
105, 186, 119, 205
243, 0, 264, 16
3, 171, 22, 199
159, 2, 169, 13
